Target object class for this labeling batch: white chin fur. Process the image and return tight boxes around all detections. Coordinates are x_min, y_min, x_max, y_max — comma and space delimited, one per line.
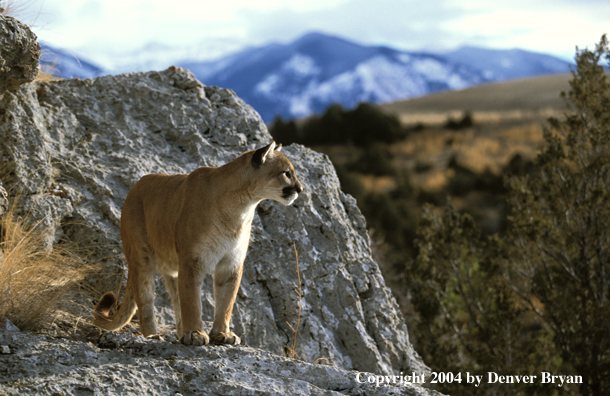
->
283, 193, 299, 205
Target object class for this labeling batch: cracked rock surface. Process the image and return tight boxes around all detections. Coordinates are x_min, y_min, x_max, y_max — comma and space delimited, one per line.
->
0, 65, 434, 393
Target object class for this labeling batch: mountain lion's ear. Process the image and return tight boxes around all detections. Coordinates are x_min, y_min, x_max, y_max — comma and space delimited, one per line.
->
275, 143, 282, 152
251, 141, 276, 167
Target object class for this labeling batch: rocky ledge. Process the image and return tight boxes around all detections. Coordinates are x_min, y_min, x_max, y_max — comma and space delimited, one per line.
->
0, 321, 442, 396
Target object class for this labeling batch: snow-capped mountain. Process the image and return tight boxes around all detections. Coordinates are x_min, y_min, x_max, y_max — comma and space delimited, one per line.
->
441, 46, 572, 80
178, 33, 488, 121
40, 42, 104, 79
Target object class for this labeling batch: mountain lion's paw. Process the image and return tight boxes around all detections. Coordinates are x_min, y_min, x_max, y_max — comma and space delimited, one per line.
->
180, 330, 209, 346
210, 331, 241, 345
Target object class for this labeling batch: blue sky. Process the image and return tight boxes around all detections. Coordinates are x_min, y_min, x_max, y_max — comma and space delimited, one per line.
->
12, 0, 610, 62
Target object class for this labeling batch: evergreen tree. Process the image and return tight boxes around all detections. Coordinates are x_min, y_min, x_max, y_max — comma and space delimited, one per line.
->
269, 116, 299, 145
506, 35, 610, 396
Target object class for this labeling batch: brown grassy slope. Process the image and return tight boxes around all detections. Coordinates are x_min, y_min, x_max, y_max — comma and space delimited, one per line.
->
379, 73, 572, 126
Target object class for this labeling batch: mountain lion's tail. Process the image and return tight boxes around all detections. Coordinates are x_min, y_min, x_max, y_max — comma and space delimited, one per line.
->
93, 282, 137, 332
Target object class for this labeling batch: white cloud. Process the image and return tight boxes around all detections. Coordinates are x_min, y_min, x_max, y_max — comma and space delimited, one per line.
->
13, 0, 610, 61
442, 0, 608, 59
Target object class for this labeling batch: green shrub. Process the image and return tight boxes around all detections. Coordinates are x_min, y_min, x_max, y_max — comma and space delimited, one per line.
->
505, 36, 610, 396
269, 102, 407, 146
410, 206, 559, 396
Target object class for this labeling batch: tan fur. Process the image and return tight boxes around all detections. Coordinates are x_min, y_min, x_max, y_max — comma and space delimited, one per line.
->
93, 142, 303, 345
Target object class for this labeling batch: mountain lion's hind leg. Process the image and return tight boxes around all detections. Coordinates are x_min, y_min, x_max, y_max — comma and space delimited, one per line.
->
210, 259, 243, 345
129, 256, 158, 337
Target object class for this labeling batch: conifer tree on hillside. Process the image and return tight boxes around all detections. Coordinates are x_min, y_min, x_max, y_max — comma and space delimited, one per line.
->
506, 35, 610, 396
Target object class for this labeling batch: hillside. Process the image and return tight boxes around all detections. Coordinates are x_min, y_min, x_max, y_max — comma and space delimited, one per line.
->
379, 73, 572, 126
373, 74, 573, 195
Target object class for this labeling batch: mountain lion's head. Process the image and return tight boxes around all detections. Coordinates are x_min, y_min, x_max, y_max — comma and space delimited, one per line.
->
250, 141, 303, 205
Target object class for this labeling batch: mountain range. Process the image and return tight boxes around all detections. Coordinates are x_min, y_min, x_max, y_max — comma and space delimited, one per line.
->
40, 33, 573, 122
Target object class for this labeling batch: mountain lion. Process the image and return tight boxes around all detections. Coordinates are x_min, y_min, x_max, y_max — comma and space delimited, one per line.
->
93, 142, 303, 346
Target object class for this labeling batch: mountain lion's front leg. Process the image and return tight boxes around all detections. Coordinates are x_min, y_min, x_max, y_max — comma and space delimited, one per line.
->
178, 257, 209, 346
210, 258, 244, 345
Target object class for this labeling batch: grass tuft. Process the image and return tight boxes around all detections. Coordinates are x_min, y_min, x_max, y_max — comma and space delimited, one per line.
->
284, 242, 302, 359
0, 199, 91, 332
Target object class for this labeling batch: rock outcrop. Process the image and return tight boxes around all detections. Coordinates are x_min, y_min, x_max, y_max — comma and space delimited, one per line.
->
0, 16, 437, 395
0, 14, 40, 97
1, 66, 425, 375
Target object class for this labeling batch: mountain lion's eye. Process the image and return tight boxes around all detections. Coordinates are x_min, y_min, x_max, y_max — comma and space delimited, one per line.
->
284, 171, 291, 178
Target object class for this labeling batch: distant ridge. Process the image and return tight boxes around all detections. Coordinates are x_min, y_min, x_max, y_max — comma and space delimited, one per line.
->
441, 46, 572, 80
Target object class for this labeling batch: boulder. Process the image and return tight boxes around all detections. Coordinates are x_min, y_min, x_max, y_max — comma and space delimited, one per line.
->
0, 14, 40, 97
1, 66, 427, 376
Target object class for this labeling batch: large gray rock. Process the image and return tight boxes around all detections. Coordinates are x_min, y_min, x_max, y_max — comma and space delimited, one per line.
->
0, 327, 442, 396
0, 66, 427, 378
0, 14, 40, 97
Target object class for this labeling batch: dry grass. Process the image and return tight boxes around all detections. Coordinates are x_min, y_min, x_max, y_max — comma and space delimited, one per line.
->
0, 200, 92, 332
0, 0, 42, 22
37, 61, 62, 82
388, 122, 545, 193
284, 242, 302, 359
0, 0, 16, 16
360, 175, 396, 194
